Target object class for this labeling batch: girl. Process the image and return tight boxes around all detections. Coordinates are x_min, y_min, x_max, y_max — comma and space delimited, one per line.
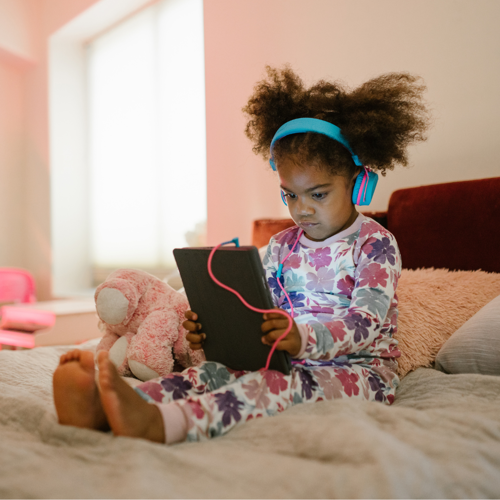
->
53, 66, 430, 444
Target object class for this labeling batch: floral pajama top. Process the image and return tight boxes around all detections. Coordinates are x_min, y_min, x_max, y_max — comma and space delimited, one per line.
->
262, 214, 402, 371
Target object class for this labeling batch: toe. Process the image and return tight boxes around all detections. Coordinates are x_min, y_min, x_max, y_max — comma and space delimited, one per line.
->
97, 354, 117, 391
79, 350, 96, 372
60, 351, 74, 364
97, 350, 109, 365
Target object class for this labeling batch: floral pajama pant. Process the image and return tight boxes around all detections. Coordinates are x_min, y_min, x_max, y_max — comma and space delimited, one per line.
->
135, 358, 398, 442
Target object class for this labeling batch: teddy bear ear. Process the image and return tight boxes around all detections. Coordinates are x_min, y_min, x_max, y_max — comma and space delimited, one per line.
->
95, 278, 140, 326
96, 288, 130, 325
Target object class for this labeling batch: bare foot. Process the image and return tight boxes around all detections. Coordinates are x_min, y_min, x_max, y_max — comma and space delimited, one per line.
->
97, 351, 165, 443
53, 349, 109, 430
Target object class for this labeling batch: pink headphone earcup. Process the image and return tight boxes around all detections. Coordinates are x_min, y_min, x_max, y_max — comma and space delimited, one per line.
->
352, 170, 378, 206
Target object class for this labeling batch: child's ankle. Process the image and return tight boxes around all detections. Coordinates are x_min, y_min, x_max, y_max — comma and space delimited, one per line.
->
154, 402, 188, 444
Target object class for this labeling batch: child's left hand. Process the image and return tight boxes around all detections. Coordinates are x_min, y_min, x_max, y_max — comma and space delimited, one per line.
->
261, 310, 302, 357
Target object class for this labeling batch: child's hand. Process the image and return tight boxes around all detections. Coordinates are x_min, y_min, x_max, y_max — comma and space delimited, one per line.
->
183, 310, 205, 350
261, 310, 302, 357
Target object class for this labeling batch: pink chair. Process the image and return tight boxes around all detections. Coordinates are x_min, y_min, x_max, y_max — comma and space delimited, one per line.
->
0, 268, 36, 305
0, 268, 39, 349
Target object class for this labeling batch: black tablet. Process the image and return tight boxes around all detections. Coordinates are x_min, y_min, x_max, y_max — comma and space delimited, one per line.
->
173, 246, 291, 374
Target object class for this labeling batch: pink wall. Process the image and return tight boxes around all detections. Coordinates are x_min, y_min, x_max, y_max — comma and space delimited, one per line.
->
204, 0, 500, 246
22, 0, 101, 299
0, 0, 35, 273
0, 0, 100, 299
0, 62, 26, 267
0, 0, 35, 62
1, 0, 500, 298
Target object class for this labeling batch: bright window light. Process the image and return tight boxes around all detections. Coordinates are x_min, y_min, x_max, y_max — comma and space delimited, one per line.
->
87, 0, 206, 272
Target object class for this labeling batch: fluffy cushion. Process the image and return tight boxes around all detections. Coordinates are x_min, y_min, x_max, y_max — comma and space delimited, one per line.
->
394, 268, 500, 378
434, 295, 500, 375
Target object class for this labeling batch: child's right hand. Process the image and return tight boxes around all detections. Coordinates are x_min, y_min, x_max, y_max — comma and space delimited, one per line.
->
183, 310, 206, 350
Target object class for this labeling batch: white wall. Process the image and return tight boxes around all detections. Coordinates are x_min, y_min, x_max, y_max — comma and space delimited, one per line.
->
204, 0, 500, 246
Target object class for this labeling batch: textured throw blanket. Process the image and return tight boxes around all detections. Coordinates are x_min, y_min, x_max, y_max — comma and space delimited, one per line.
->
1, 343, 500, 499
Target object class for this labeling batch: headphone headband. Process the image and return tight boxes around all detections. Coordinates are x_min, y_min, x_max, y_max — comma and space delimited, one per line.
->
269, 118, 363, 170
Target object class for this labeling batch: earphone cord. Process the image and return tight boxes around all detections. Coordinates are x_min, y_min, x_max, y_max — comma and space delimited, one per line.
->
356, 167, 370, 205
207, 241, 295, 371
276, 229, 304, 320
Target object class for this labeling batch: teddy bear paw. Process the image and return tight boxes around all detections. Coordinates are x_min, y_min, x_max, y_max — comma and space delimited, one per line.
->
108, 336, 129, 367
128, 360, 160, 382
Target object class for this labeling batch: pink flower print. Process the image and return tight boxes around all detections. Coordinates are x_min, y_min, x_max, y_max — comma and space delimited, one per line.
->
138, 381, 165, 403
334, 247, 351, 262
324, 320, 347, 342
357, 263, 389, 288
372, 364, 397, 385
359, 220, 391, 241
186, 400, 205, 420
337, 275, 354, 297
306, 267, 336, 292
185, 366, 201, 384
310, 305, 335, 318
361, 236, 378, 256
307, 247, 332, 271
315, 369, 343, 399
276, 228, 300, 250
263, 370, 289, 395
284, 253, 301, 270
390, 311, 398, 327
390, 269, 399, 291
334, 370, 360, 397
360, 373, 370, 399
246, 413, 264, 421
272, 245, 281, 259
335, 340, 353, 357
359, 220, 380, 238
387, 344, 401, 358
241, 379, 271, 409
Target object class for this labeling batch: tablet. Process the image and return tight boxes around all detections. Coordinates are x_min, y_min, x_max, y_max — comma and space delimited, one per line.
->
173, 246, 291, 374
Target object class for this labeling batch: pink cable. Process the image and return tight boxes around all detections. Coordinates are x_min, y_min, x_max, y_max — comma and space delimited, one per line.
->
356, 167, 369, 205
207, 244, 293, 371
276, 229, 304, 320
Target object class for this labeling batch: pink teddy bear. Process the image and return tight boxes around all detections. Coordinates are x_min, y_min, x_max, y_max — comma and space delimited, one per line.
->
94, 268, 204, 381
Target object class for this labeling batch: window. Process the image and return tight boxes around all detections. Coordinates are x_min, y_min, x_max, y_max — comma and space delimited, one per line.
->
87, 0, 206, 284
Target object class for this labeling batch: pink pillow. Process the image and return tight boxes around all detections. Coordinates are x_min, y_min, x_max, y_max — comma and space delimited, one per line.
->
394, 268, 500, 378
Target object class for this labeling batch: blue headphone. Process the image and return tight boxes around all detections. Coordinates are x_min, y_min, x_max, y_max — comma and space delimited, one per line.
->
269, 118, 378, 206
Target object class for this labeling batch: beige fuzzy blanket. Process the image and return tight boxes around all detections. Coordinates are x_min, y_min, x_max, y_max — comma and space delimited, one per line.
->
1, 342, 500, 499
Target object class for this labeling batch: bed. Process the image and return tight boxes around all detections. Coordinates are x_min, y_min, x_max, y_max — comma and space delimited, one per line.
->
1, 177, 500, 499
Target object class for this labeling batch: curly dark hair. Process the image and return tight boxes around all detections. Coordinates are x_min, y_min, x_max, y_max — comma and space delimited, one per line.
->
243, 66, 431, 177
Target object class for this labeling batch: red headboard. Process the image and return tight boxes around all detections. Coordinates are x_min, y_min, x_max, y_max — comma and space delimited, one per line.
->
388, 177, 500, 273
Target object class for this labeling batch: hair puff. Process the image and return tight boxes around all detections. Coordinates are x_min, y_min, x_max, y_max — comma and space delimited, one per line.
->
243, 66, 431, 177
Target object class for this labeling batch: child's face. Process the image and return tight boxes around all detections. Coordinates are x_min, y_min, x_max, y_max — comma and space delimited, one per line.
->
277, 157, 359, 242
